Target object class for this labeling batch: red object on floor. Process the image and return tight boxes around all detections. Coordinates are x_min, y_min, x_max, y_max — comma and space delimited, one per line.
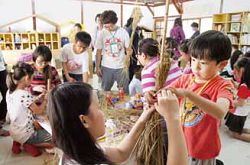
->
12, 141, 21, 154
23, 143, 42, 157
0, 129, 10, 136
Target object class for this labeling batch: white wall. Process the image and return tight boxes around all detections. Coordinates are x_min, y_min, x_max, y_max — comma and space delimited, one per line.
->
82, 2, 121, 35
0, 0, 32, 32
223, 0, 250, 13
0, 0, 249, 34
182, 0, 220, 19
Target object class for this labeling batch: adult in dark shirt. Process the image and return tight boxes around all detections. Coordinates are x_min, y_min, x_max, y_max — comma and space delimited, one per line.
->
190, 22, 200, 39
124, 17, 141, 82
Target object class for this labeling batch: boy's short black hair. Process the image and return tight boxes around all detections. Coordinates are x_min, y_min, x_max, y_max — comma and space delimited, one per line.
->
180, 39, 191, 54
244, 51, 250, 58
191, 22, 199, 28
95, 14, 101, 22
190, 30, 232, 63
75, 31, 92, 46
33, 45, 52, 62
74, 23, 82, 30
230, 50, 243, 70
101, 10, 118, 24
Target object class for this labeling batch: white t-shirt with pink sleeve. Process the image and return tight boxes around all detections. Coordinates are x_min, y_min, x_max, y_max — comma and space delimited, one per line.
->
141, 57, 182, 93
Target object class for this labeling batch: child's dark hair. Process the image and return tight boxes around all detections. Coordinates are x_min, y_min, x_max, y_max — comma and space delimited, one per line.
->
6, 62, 34, 93
180, 39, 191, 54
47, 82, 112, 164
74, 23, 82, 30
75, 31, 92, 46
244, 51, 250, 58
234, 57, 250, 89
134, 66, 142, 81
190, 30, 232, 63
33, 45, 52, 62
191, 22, 199, 28
101, 10, 118, 24
33, 45, 53, 81
138, 38, 159, 57
95, 13, 101, 22
125, 17, 133, 28
230, 50, 243, 70
174, 17, 182, 27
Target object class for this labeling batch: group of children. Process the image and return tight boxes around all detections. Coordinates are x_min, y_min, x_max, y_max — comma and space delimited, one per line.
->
0, 9, 250, 165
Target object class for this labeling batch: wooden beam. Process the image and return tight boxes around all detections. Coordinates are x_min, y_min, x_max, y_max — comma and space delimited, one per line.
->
120, 0, 123, 26
219, 0, 224, 13
73, 0, 149, 6
145, 3, 154, 16
0, 16, 32, 29
81, 1, 84, 24
31, 0, 36, 31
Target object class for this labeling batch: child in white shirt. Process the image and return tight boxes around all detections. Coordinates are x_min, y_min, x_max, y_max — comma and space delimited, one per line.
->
129, 66, 142, 96
6, 62, 52, 157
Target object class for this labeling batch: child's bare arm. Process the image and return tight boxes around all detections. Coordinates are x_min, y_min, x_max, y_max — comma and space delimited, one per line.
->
62, 62, 75, 82
170, 88, 230, 119
155, 90, 188, 165
104, 106, 154, 163
96, 49, 102, 77
29, 93, 48, 115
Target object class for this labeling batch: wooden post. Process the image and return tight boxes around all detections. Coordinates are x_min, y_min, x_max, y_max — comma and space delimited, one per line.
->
81, 1, 84, 24
31, 0, 36, 31
160, 0, 170, 56
120, 0, 123, 26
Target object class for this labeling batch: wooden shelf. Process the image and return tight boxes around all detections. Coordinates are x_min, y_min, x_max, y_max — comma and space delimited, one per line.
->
213, 11, 250, 53
0, 32, 60, 50
213, 22, 227, 24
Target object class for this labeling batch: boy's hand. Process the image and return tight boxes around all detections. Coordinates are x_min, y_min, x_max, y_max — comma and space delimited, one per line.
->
96, 67, 102, 77
168, 87, 188, 98
155, 90, 180, 120
144, 90, 157, 104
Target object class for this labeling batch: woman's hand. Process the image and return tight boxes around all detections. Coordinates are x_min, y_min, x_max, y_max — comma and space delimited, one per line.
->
144, 90, 157, 105
155, 90, 180, 120
138, 105, 155, 124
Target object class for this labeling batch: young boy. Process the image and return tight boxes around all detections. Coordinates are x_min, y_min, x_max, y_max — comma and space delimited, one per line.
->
95, 10, 131, 93
169, 30, 234, 165
61, 31, 91, 83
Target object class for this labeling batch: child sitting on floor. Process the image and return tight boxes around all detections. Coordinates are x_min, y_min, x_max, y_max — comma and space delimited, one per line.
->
6, 62, 52, 157
225, 57, 250, 142
129, 66, 142, 96
30, 45, 61, 96
179, 39, 192, 74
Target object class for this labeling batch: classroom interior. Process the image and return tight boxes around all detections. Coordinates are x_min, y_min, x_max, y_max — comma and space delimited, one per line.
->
0, 0, 250, 165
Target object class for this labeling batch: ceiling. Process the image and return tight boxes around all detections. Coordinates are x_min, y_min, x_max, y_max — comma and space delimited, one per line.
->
75, 0, 192, 7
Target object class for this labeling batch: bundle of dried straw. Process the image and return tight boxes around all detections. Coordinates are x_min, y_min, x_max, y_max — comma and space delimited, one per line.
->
123, 7, 143, 74
134, 0, 171, 164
